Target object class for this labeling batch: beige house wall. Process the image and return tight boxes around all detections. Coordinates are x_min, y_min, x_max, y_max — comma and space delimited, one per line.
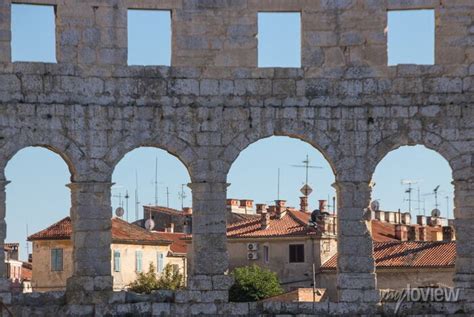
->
30, 240, 73, 292
228, 237, 337, 290
31, 240, 185, 292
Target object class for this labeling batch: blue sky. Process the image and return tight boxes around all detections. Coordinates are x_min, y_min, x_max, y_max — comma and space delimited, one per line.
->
8, 6, 446, 260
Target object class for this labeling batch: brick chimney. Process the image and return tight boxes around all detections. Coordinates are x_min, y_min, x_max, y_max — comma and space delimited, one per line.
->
167, 223, 175, 233
408, 226, 419, 241
275, 200, 286, 219
319, 200, 327, 213
419, 226, 428, 241
256, 204, 267, 214
417, 215, 426, 226
442, 226, 454, 241
261, 211, 270, 230
395, 224, 408, 241
300, 197, 308, 213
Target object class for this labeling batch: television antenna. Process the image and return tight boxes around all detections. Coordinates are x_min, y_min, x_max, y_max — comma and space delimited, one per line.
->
423, 185, 441, 210
291, 155, 322, 197
135, 171, 140, 221
124, 190, 130, 222
115, 207, 125, 218
178, 184, 187, 209
401, 179, 422, 213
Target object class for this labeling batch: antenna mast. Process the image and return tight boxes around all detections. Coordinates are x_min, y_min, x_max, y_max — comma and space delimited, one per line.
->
26, 224, 29, 260
166, 187, 170, 208
179, 184, 187, 209
446, 195, 450, 219
154, 157, 158, 206
125, 190, 130, 222
401, 179, 420, 214
135, 171, 140, 221
291, 155, 322, 198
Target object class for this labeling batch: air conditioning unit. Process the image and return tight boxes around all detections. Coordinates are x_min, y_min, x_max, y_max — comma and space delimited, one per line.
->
247, 243, 258, 251
247, 252, 258, 260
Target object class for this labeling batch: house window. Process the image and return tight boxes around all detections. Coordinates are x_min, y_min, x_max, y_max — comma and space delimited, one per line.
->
51, 248, 63, 271
136, 250, 143, 272
258, 12, 301, 68
289, 244, 304, 263
127, 10, 172, 66
113, 250, 121, 272
11, 4, 57, 63
263, 245, 269, 263
387, 10, 435, 65
157, 252, 165, 273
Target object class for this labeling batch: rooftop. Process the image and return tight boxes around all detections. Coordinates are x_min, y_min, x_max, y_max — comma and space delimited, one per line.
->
321, 241, 456, 270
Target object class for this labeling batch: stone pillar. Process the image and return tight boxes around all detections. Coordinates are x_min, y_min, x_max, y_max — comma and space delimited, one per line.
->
66, 182, 113, 304
453, 179, 474, 301
0, 1, 10, 63
333, 181, 379, 303
0, 179, 11, 300
187, 182, 233, 295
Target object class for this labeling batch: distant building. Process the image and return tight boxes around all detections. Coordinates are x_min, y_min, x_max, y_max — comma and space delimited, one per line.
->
136, 205, 193, 232
28, 217, 187, 292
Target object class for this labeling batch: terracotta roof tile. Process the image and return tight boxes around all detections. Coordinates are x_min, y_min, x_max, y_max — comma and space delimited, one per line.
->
321, 241, 456, 270
227, 209, 315, 238
28, 217, 172, 245
153, 232, 187, 254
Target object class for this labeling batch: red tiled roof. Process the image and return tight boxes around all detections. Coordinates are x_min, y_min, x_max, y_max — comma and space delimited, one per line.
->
28, 217, 72, 241
21, 263, 32, 281
321, 241, 456, 270
28, 217, 172, 245
227, 209, 315, 238
144, 205, 187, 217
154, 232, 187, 254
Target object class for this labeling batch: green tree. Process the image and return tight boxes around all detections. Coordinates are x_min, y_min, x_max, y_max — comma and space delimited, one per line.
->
229, 265, 283, 302
128, 263, 184, 294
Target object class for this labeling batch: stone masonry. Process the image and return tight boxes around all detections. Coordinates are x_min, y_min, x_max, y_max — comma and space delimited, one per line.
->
0, 0, 472, 315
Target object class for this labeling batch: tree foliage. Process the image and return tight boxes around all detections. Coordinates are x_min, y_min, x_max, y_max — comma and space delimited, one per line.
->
229, 265, 283, 302
128, 263, 184, 294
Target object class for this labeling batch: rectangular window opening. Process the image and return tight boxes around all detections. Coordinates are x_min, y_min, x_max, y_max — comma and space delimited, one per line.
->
51, 248, 63, 271
289, 244, 304, 263
387, 9, 435, 66
114, 250, 121, 272
263, 245, 269, 264
258, 12, 301, 68
157, 252, 165, 273
136, 250, 143, 273
127, 9, 171, 66
11, 3, 56, 63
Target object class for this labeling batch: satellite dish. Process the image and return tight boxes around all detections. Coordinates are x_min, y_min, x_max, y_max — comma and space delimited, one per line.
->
370, 200, 380, 212
115, 207, 125, 218
145, 219, 155, 231
431, 208, 441, 218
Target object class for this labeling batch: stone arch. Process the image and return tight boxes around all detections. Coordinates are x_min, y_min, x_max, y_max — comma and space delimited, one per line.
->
222, 123, 341, 178
366, 130, 461, 179
105, 133, 198, 182
0, 129, 81, 181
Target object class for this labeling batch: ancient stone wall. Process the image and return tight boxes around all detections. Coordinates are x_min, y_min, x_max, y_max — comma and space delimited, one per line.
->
0, 0, 472, 315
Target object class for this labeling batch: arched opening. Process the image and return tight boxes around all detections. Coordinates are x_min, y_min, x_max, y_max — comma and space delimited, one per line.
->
370, 145, 455, 295
227, 136, 338, 302
110, 147, 191, 291
5, 147, 72, 293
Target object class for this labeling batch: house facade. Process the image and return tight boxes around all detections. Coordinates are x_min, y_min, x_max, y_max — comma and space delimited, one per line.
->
28, 217, 187, 292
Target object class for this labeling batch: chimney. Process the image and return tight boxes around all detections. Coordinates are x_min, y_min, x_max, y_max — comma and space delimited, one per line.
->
408, 226, 419, 241
256, 204, 267, 214
261, 211, 270, 230
319, 200, 327, 213
401, 212, 411, 225
183, 207, 192, 215
417, 215, 426, 226
275, 200, 286, 219
395, 224, 408, 241
240, 199, 254, 214
375, 211, 384, 221
419, 226, 428, 241
169, 223, 175, 233
442, 226, 454, 241
300, 197, 308, 213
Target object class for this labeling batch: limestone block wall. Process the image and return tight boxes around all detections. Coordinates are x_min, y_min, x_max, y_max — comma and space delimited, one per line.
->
0, 0, 471, 313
